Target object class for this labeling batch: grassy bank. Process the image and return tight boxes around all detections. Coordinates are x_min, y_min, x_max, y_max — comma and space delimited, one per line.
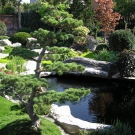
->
0, 96, 61, 135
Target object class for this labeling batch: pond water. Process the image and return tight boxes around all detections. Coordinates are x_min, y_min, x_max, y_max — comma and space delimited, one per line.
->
46, 75, 135, 131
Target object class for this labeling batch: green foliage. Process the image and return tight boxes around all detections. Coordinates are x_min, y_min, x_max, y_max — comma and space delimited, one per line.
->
31, 28, 52, 45
9, 47, 39, 60
41, 9, 83, 30
0, 4, 15, 15
94, 49, 117, 62
74, 36, 86, 45
43, 61, 85, 75
81, 51, 95, 59
0, 58, 9, 63
34, 88, 91, 105
96, 37, 104, 43
96, 43, 109, 53
34, 104, 51, 115
6, 56, 26, 73
69, 0, 94, 29
0, 97, 61, 135
41, 60, 52, 65
72, 26, 90, 37
116, 49, 135, 77
0, 96, 16, 116
114, 0, 135, 17
0, 36, 9, 40
17, 27, 31, 33
0, 73, 48, 100
0, 21, 7, 36
10, 32, 31, 46
109, 30, 135, 52
56, 32, 74, 47
3, 46, 13, 54
45, 46, 78, 61
90, 119, 132, 135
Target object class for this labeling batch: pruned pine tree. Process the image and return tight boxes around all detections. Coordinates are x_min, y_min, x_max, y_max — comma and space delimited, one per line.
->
31, 0, 83, 78
0, 73, 48, 130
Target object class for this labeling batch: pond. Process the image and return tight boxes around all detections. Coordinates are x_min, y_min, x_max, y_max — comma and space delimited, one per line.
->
46, 75, 135, 131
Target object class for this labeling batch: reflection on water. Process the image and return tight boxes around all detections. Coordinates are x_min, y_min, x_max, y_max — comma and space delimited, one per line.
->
46, 76, 135, 130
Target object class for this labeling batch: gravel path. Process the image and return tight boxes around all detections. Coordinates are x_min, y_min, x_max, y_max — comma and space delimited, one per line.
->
0, 53, 9, 58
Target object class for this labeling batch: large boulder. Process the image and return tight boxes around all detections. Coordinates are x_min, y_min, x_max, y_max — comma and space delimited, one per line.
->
86, 36, 98, 51
49, 104, 111, 135
64, 57, 118, 78
26, 38, 39, 49
11, 42, 22, 47
0, 39, 12, 46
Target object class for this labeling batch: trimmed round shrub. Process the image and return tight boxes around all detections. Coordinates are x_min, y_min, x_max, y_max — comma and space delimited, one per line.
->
95, 43, 109, 53
10, 32, 31, 46
0, 21, 7, 36
109, 30, 135, 52
0, 36, 9, 40
116, 49, 135, 77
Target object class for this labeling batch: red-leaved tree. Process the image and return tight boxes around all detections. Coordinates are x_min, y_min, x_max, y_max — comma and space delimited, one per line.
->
94, 0, 121, 43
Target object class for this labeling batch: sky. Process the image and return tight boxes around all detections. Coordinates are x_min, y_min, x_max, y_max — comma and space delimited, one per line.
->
22, 0, 30, 3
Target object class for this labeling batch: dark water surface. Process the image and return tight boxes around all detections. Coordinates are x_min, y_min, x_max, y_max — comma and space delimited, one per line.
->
46, 75, 135, 131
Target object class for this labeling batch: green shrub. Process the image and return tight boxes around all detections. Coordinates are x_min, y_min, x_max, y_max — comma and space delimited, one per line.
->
0, 4, 15, 15
3, 46, 13, 54
94, 49, 117, 62
6, 56, 26, 73
109, 30, 135, 52
96, 43, 109, 53
45, 46, 79, 62
81, 51, 95, 59
90, 119, 132, 135
10, 32, 31, 46
0, 21, 7, 36
9, 47, 39, 60
0, 36, 9, 40
116, 49, 135, 77
43, 61, 85, 75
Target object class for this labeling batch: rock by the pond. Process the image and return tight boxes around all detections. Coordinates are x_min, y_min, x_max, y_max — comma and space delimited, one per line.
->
0, 39, 12, 46
64, 57, 118, 78
26, 38, 39, 49
49, 104, 111, 135
11, 42, 22, 47
86, 36, 98, 51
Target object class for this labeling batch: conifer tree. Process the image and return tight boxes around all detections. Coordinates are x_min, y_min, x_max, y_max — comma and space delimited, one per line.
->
31, 0, 83, 78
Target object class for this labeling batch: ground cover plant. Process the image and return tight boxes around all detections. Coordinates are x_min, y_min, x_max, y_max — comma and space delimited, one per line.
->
0, 96, 61, 135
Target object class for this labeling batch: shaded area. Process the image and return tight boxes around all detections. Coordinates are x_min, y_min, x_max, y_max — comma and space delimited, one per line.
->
0, 119, 41, 135
89, 82, 135, 134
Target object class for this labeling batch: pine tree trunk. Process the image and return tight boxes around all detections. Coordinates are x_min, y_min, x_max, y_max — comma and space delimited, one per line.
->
26, 89, 40, 130
104, 33, 107, 43
35, 39, 52, 78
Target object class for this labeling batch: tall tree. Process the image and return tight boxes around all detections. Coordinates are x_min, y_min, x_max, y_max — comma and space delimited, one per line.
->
31, 0, 83, 78
69, 0, 95, 29
114, 0, 135, 29
94, 0, 121, 43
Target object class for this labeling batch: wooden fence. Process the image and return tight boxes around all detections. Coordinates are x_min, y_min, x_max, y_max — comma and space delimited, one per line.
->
116, 17, 135, 30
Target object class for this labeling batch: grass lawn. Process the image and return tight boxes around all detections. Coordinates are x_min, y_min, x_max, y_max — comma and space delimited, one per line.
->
0, 96, 61, 135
